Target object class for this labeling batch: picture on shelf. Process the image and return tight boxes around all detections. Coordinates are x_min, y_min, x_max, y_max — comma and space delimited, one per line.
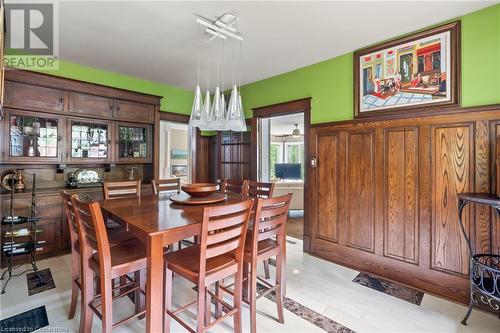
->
354, 22, 460, 117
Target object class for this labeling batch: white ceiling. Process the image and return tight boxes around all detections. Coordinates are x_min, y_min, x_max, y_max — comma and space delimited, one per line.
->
270, 113, 304, 135
57, 1, 496, 91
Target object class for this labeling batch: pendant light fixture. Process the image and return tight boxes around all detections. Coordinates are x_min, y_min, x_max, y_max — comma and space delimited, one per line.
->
292, 123, 301, 137
189, 13, 245, 132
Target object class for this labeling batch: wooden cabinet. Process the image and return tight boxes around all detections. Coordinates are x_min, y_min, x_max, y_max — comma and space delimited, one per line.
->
66, 117, 113, 163
215, 131, 251, 182
2, 109, 63, 163
2, 70, 161, 166
68, 92, 114, 119
115, 99, 154, 123
114, 123, 152, 163
308, 107, 500, 305
4, 81, 66, 113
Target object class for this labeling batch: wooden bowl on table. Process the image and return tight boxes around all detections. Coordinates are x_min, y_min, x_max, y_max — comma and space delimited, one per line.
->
181, 183, 218, 197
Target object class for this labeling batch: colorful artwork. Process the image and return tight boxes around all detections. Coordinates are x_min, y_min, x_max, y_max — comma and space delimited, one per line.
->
354, 22, 460, 117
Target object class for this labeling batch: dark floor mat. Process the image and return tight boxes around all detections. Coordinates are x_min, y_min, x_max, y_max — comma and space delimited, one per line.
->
0, 306, 49, 332
352, 272, 424, 305
26, 268, 55, 296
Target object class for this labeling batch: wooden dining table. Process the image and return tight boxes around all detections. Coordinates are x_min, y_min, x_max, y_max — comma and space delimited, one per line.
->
99, 192, 248, 332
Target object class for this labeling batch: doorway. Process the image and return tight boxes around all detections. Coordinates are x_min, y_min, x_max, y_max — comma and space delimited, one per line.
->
158, 120, 191, 183
251, 98, 311, 252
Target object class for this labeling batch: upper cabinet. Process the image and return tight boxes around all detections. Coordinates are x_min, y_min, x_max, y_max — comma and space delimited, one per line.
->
2, 70, 162, 165
114, 99, 154, 123
68, 92, 114, 119
115, 123, 152, 163
4, 81, 66, 113
3, 109, 63, 163
66, 118, 112, 163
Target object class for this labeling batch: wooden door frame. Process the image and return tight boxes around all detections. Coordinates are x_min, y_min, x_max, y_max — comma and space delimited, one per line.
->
155, 111, 205, 183
251, 97, 312, 252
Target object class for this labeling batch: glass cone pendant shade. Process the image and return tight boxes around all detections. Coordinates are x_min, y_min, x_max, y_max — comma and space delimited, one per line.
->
226, 85, 246, 132
188, 85, 203, 128
219, 92, 230, 131
206, 86, 221, 130
199, 89, 211, 130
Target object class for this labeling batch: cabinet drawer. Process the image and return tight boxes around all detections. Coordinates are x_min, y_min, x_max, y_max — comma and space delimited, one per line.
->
68, 92, 114, 119
4, 81, 66, 113
115, 100, 154, 123
77, 191, 103, 202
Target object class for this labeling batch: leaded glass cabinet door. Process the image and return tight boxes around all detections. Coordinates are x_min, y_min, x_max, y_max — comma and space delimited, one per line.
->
3, 109, 63, 163
114, 122, 152, 163
67, 118, 112, 163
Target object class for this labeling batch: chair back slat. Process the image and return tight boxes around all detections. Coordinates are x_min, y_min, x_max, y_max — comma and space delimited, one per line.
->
242, 181, 275, 199
250, 194, 292, 254
152, 178, 181, 195
199, 200, 252, 270
72, 196, 112, 271
206, 225, 243, 245
220, 179, 246, 195
61, 191, 79, 249
206, 238, 241, 258
103, 180, 141, 200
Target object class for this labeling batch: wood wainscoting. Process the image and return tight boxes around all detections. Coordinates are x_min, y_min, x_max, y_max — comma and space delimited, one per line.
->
308, 105, 500, 304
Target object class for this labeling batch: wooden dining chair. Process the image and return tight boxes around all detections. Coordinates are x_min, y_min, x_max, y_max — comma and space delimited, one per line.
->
60, 191, 138, 321
243, 194, 292, 333
217, 194, 291, 333
72, 196, 147, 333
241, 180, 276, 279
220, 179, 247, 195
152, 178, 181, 195
242, 180, 275, 199
102, 180, 141, 200
163, 199, 253, 333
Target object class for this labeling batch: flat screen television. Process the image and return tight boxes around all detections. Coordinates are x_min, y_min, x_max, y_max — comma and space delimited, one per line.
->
275, 163, 301, 180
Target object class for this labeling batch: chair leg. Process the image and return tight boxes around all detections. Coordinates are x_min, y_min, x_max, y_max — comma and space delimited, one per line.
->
215, 281, 223, 318
233, 270, 243, 333
68, 251, 79, 319
263, 260, 271, 279
204, 287, 211, 326
79, 264, 94, 333
243, 262, 250, 302
135, 270, 146, 314
164, 265, 173, 333
275, 254, 284, 324
101, 277, 113, 333
196, 283, 206, 333
250, 261, 258, 333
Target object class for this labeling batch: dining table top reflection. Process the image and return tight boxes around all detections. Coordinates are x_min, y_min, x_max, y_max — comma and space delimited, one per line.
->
99, 192, 247, 333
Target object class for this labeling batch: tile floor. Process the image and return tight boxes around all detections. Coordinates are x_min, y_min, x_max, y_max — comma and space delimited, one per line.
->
1, 237, 499, 333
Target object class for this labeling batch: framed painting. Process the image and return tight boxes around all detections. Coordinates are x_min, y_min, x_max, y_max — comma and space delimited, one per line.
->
354, 21, 460, 118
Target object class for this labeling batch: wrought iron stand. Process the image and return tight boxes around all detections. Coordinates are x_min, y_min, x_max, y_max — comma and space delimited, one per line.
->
458, 193, 500, 325
0, 174, 43, 294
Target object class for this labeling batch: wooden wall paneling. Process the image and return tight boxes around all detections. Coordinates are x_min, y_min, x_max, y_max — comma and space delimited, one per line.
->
383, 127, 419, 264
431, 122, 474, 276
316, 132, 340, 243
345, 130, 376, 253
490, 121, 500, 255
474, 120, 492, 254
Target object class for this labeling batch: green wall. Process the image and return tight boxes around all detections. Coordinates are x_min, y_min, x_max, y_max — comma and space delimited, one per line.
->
26, 61, 194, 115
241, 4, 500, 124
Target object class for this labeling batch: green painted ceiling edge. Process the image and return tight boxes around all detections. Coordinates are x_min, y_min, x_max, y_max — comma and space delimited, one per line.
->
5, 55, 194, 115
